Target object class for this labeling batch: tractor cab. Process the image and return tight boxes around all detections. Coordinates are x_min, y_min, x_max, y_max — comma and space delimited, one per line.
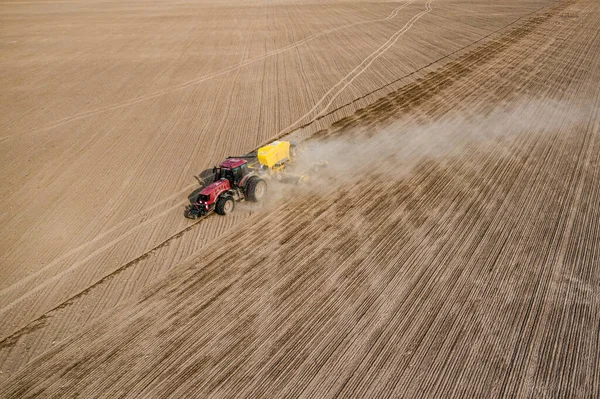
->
214, 158, 250, 187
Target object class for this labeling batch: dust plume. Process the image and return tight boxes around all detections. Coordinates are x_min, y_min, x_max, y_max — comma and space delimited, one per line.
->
265, 97, 592, 204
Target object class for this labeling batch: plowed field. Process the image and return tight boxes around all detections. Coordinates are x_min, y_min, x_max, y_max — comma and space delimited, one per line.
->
1, 0, 599, 397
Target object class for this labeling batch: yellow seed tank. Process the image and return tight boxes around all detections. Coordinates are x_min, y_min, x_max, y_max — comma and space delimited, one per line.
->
257, 141, 291, 168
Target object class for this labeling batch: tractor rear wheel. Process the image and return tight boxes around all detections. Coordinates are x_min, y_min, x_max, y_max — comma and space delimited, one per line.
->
246, 176, 267, 202
215, 195, 234, 215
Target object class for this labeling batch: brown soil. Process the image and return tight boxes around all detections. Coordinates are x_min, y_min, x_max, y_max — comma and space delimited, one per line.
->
1, 0, 598, 397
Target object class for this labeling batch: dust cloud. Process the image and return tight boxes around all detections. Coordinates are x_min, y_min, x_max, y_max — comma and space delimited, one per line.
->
264, 97, 592, 205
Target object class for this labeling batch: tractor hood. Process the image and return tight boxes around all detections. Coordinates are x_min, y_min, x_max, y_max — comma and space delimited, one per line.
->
196, 179, 231, 206
200, 179, 230, 197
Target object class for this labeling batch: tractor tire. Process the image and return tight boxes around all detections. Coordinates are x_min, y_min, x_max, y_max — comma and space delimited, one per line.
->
246, 176, 267, 202
215, 195, 235, 215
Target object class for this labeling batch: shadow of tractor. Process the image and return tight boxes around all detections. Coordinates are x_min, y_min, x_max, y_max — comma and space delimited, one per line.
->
187, 168, 217, 203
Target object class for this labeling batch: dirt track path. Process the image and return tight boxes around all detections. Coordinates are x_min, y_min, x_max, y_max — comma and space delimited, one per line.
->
1, 0, 598, 397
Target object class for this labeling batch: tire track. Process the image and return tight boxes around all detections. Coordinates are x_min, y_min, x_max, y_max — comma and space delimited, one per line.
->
0, 1, 415, 140
275, 0, 434, 138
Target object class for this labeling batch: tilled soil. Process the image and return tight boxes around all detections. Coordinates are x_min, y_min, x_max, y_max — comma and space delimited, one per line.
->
1, 0, 500, 347
1, 0, 599, 397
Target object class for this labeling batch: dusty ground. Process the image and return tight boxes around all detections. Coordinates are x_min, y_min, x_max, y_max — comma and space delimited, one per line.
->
1, 0, 599, 397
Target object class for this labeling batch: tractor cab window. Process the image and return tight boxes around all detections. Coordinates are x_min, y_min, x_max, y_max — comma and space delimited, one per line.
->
231, 166, 244, 182
219, 168, 233, 182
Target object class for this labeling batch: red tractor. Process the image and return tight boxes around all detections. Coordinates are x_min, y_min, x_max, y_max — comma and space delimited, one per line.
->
185, 158, 267, 218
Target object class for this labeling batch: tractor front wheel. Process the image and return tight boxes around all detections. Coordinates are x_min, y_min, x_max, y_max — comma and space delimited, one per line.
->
215, 195, 235, 215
